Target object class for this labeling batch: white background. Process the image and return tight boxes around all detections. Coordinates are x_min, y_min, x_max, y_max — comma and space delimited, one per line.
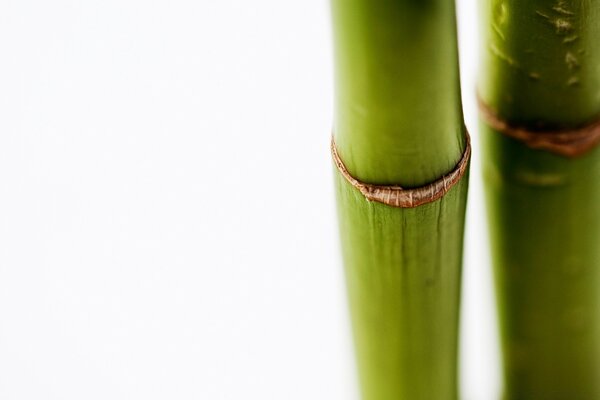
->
0, 1, 499, 399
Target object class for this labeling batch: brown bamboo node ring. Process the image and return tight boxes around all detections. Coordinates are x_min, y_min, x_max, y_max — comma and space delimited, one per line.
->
478, 96, 600, 157
331, 133, 471, 208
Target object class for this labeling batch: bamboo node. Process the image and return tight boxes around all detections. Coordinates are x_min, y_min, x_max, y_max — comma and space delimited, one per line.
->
331, 133, 471, 208
478, 97, 600, 157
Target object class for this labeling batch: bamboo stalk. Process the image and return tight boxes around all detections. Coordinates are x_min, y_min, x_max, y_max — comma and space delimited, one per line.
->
479, 0, 600, 398
331, 1, 469, 398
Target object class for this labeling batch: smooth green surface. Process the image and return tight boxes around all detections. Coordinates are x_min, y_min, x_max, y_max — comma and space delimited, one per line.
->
480, 0, 600, 398
336, 176, 468, 400
332, 0, 465, 186
331, 0, 468, 399
483, 128, 600, 399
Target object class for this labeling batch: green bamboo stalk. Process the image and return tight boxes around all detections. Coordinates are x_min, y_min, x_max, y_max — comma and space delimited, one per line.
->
479, 0, 600, 398
331, 1, 469, 398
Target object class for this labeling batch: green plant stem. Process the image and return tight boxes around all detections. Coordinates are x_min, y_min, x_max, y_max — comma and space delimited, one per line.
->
480, 0, 600, 398
331, 0, 468, 399
480, 0, 600, 128
331, 0, 466, 186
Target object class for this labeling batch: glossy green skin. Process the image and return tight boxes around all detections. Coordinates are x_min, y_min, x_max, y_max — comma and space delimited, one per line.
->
331, 0, 468, 398
336, 174, 468, 400
480, 0, 600, 398
331, 0, 465, 187
482, 128, 600, 400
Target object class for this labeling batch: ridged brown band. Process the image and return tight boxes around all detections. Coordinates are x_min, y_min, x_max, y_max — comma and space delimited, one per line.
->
331, 133, 471, 208
478, 97, 600, 157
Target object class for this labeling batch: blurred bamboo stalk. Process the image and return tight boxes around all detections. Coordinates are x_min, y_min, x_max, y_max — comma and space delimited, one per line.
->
479, 0, 600, 398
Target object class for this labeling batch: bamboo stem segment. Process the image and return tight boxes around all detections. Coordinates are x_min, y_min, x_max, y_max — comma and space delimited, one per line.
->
331, 0, 469, 398
479, 0, 600, 398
